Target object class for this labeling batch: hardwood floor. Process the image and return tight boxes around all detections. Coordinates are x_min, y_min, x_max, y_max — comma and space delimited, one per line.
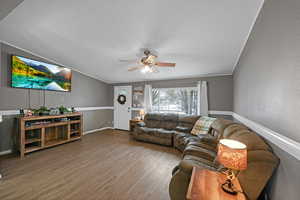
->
0, 130, 181, 200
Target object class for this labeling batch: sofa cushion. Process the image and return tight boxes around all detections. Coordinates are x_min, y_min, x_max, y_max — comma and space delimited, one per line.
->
228, 131, 273, 152
144, 113, 163, 128
177, 115, 200, 130
191, 116, 216, 135
238, 150, 279, 200
222, 123, 249, 138
211, 119, 236, 138
183, 145, 217, 161
173, 132, 200, 152
156, 129, 176, 138
160, 113, 179, 130
181, 155, 218, 172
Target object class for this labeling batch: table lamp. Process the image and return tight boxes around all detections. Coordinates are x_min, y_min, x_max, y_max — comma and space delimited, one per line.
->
217, 139, 247, 195
140, 109, 145, 120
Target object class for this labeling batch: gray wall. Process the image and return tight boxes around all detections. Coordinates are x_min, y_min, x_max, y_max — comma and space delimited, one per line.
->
0, 42, 113, 152
233, 0, 300, 199
113, 75, 233, 111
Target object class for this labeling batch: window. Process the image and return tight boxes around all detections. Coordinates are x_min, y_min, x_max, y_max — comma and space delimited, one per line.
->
152, 87, 198, 115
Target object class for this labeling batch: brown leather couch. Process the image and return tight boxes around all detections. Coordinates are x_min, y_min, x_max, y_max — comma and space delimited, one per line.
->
132, 113, 200, 146
132, 113, 279, 200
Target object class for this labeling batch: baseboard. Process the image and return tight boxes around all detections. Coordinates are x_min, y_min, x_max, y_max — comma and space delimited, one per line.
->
232, 113, 300, 161
83, 127, 114, 135
208, 110, 233, 116
0, 149, 12, 156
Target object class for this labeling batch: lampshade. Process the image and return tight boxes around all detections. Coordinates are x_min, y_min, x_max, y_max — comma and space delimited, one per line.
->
140, 109, 145, 116
217, 139, 247, 170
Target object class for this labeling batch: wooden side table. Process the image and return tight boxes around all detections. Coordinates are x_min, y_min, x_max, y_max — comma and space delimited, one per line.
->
129, 119, 143, 132
186, 168, 246, 200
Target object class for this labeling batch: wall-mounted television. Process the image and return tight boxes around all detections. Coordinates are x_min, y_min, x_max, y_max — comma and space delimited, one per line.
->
11, 55, 72, 92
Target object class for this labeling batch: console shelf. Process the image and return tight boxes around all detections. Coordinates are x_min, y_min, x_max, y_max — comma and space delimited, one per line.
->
19, 113, 83, 158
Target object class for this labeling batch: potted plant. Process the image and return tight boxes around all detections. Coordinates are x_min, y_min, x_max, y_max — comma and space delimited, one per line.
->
58, 106, 71, 114
33, 106, 50, 116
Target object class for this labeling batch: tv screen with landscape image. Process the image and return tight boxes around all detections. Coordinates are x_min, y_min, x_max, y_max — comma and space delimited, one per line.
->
12, 55, 72, 92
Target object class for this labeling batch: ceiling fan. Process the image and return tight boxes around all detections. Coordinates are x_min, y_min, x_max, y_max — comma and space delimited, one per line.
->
120, 49, 176, 73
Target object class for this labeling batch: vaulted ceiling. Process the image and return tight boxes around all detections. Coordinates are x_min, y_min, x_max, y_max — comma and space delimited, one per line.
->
0, 0, 264, 83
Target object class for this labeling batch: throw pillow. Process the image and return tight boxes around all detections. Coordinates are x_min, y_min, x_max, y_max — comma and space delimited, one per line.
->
191, 116, 216, 135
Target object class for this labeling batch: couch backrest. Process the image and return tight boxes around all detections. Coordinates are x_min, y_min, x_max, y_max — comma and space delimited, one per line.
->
144, 113, 179, 130
144, 113, 200, 130
221, 123, 249, 138
144, 113, 163, 128
238, 150, 279, 200
215, 121, 279, 200
210, 119, 236, 138
228, 131, 273, 152
177, 115, 200, 130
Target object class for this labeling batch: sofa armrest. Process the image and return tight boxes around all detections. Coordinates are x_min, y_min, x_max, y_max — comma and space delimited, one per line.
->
175, 126, 192, 133
136, 121, 146, 127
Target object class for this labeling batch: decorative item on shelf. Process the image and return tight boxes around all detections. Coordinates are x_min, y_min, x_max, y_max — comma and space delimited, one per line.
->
58, 106, 71, 114
217, 139, 247, 195
117, 94, 126, 105
33, 106, 50, 116
49, 108, 60, 116
26, 110, 33, 116
140, 109, 145, 120
71, 107, 76, 112
19, 109, 24, 116
60, 117, 69, 122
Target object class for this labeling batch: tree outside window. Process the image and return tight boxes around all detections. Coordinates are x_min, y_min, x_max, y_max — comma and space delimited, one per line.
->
152, 87, 198, 115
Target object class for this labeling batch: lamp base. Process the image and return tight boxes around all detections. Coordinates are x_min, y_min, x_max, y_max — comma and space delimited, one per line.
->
221, 180, 238, 195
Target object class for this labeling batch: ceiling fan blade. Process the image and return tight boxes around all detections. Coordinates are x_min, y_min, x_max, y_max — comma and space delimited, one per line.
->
128, 66, 144, 71
119, 58, 139, 64
155, 62, 176, 67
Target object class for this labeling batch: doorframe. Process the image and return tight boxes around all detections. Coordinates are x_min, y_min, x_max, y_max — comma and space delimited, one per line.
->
113, 85, 132, 130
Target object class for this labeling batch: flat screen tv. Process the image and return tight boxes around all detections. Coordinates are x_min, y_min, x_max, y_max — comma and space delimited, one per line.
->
11, 55, 72, 92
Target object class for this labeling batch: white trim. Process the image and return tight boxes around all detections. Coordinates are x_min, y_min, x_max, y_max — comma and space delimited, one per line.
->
132, 108, 143, 111
0, 110, 20, 115
75, 107, 114, 112
83, 127, 113, 135
208, 110, 233, 116
0, 149, 12, 156
232, 0, 265, 74
0, 107, 114, 116
232, 113, 300, 161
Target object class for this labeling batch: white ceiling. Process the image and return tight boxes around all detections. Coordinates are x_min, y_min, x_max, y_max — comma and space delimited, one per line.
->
0, 0, 263, 83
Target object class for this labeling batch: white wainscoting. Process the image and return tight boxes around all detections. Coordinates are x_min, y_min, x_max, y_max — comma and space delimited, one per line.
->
232, 113, 300, 161
208, 110, 233, 115
0, 107, 114, 116
75, 107, 114, 112
0, 110, 20, 115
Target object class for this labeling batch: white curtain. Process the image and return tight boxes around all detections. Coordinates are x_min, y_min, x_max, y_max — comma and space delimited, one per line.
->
144, 84, 153, 113
197, 81, 208, 116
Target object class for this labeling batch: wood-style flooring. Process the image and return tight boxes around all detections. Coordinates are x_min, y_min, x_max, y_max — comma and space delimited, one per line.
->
0, 130, 181, 200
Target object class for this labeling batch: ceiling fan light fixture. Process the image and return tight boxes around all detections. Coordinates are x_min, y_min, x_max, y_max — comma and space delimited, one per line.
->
141, 65, 151, 73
